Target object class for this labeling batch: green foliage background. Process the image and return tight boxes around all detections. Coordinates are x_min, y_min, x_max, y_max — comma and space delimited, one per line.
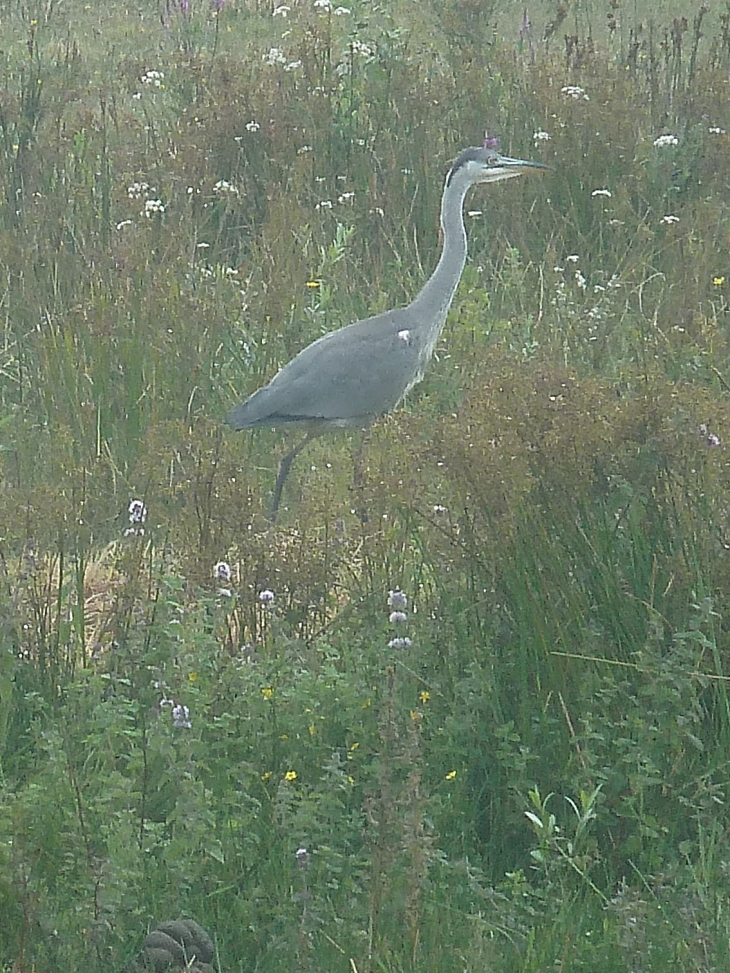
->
2, 0, 730, 970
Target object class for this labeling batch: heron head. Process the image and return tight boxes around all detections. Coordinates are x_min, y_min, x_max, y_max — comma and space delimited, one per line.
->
446, 144, 550, 188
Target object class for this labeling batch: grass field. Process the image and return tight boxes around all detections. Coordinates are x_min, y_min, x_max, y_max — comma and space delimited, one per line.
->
2, 0, 730, 970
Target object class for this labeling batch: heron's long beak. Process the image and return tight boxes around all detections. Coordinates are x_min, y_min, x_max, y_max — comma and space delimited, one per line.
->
495, 154, 551, 172
482, 153, 551, 183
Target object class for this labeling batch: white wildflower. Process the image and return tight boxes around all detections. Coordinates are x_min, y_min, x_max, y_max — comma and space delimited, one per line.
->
653, 134, 678, 147
144, 199, 165, 216
128, 499, 147, 524
387, 637, 412, 649
388, 590, 408, 610
533, 130, 551, 142
709, 126, 726, 135
660, 214, 680, 224
259, 589, 275, 605
172, 704, 192, 729
566, 254, 580, 263
591, 189, 612, 197
213, 179, 239, 195
316, 199, 333, 210
263, 47, 287, 66
561, 85, 589, 100
141, 70, 165, 87
245, 120, 260, 132
389, 611, 408, 624
127, 181, 151, 199
350, 39, 374, 57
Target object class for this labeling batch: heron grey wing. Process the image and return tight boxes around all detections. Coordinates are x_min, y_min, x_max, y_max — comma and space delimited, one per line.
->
313, 321, 423, 421
226, 309, 420, 428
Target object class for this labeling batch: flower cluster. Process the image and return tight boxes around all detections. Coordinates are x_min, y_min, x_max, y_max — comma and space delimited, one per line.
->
214, 560, 233, 596
124, 499, 147, 537
349, 39, 374, 58
172, 704, 192, 729
387, 589, 412, 649
158, 685, 193, 730
144, 199, 165, 217
653, 134, 678, 147
128, 181, 154, 199
141, 70, 165, 87
561, 85, 589, 100
262, 47, 301, 71
213, 179, 239, 196
699, 424, 721, 448
314, 0, 351, 10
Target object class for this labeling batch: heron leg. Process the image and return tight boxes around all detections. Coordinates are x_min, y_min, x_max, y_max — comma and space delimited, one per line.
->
269, 431, 316, 524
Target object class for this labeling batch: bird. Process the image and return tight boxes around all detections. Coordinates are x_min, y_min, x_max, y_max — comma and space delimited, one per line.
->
225, 141, 549, 522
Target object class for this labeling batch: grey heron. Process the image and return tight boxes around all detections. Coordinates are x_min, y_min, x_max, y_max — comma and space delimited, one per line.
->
226, 143, 549, 521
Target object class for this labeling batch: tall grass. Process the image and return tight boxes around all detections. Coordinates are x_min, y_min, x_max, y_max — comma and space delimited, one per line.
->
2, 0, 730, 970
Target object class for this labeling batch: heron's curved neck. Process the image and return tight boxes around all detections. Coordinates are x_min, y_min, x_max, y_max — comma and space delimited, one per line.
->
408, 176, 469, 335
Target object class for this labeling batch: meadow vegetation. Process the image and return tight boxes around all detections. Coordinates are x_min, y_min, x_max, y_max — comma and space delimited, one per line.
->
1, 0, 730, 969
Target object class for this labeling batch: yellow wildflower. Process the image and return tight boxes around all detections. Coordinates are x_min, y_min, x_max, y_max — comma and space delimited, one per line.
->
261, 687, 274, 700
261, 771, 272, 781
445, 770, 457, 780
285, 770, 298, 781
188, 671, 198, 682
419, 691, 430, 703
713, 276, 726, 286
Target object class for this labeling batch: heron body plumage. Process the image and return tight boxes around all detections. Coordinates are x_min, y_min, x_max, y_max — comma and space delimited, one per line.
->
226, 144, 549, 520
225, 306, 423, 429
